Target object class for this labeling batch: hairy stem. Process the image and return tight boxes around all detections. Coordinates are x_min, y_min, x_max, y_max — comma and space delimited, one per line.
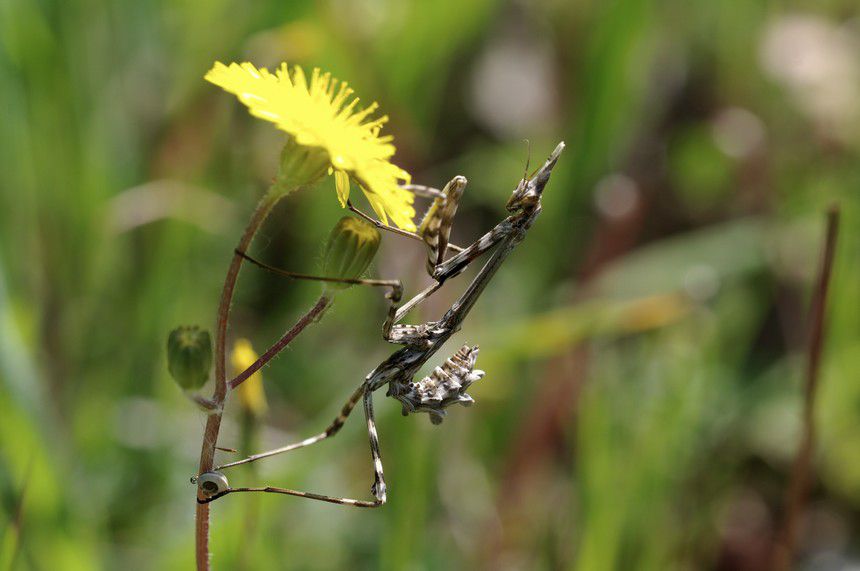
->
195, 190, 281, 571
228, 295, 330, 391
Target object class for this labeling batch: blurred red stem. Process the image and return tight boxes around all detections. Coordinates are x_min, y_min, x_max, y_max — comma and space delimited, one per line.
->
773, 205, 840, 570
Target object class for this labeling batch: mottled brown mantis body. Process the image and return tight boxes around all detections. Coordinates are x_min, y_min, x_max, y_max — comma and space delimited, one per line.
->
195, 142, 565, 507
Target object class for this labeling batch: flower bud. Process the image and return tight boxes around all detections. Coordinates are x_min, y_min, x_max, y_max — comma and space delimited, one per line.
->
167, 326, 212, 390
275, 136, 330, 195
321, 216, 381, 291
231, 338, 267, 417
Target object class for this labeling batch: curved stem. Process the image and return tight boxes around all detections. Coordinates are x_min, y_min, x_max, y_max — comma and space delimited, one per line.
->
195, 190, 281, 571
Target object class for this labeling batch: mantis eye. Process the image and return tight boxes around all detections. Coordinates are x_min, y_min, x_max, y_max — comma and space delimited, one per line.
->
196, 471, 229, 496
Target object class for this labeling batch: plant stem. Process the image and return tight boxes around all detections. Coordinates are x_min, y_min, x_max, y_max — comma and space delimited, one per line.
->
195, 190, 281, 571
773, 205, 840, 570
229, 295, 331, 390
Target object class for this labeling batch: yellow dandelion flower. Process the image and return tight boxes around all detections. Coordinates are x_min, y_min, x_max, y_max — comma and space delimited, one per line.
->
205, 61, 417, 231
231, 339, 267, 417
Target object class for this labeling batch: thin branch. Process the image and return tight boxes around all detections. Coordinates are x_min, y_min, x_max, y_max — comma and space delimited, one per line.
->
228, 295, 331, 391
188, 393, 220, 411
195, 190, 281, 571
773, 205, 840, 570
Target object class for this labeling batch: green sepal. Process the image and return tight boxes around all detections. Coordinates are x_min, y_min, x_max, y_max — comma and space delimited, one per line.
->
322, 216, 381, 291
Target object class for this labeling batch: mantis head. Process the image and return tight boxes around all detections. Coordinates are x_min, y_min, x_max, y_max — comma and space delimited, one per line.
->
506, 141, 565, 213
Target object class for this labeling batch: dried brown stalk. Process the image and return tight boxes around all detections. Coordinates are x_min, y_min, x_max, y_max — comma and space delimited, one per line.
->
772, 205, 840, 570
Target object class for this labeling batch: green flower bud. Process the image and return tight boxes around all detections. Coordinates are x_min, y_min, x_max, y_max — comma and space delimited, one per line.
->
167, 326, 213, 390
322, 216, 381, 291
275, 136, 330, 195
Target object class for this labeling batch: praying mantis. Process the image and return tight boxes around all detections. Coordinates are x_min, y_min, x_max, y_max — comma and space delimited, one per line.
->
195, 142, 565, 507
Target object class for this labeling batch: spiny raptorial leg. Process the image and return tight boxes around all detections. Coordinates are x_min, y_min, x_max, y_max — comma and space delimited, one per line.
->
417, 176, 468, 277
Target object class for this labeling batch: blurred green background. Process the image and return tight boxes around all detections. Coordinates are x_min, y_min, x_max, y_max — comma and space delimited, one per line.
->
1, 0, 858, 569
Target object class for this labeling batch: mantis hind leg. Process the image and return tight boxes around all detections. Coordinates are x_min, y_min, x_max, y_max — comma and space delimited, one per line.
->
196, 386, 388, 508
211, 383, 366, 472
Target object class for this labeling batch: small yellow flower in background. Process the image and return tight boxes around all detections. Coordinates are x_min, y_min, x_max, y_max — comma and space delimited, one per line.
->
205, 61, 417, 231
231, 339, 267, 417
